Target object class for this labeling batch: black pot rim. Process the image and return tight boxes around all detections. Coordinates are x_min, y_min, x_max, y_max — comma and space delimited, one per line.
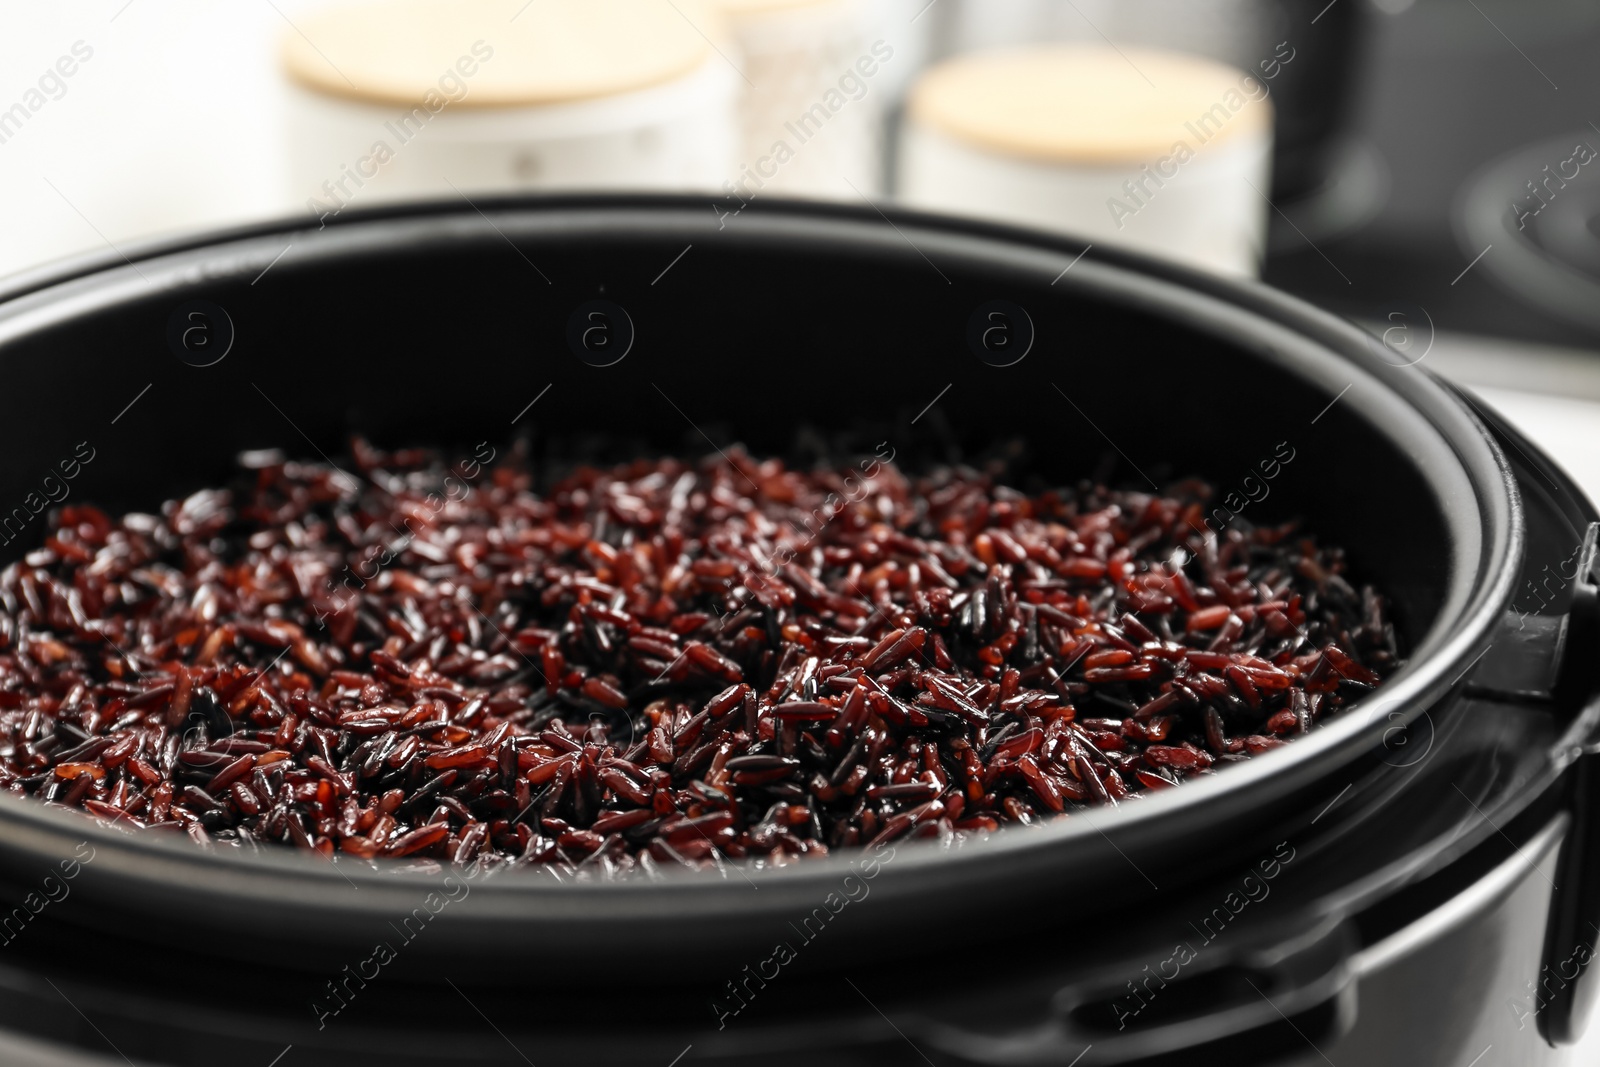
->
0, 193, 1525, 922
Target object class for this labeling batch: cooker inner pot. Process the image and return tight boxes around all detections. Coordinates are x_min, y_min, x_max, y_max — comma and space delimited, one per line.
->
0, 201, 1509, 978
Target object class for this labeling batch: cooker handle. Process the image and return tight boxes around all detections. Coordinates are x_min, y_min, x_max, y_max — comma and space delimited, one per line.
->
914, 918, 1357, 1065
1539, 521, 1600, 1045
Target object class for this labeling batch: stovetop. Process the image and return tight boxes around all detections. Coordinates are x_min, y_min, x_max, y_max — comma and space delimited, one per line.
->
1264, 0, 1600, 352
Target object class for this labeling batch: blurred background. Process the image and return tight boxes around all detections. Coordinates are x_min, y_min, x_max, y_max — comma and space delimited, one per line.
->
2, 0, 1598, 490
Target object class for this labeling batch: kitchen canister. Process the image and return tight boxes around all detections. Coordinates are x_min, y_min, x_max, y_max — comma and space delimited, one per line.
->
898, 44, 1274, 276
281, 0, 739, 219
938, 0, 1365, 210
869, 0, 935, 104
708, 0, 892, 200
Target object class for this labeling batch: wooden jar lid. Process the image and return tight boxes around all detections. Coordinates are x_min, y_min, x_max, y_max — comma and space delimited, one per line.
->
282, 0, 720, 108
908, 44, 1271, 164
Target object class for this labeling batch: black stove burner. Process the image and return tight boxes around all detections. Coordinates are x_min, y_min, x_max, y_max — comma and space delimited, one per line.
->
1459, 130, 1600, 335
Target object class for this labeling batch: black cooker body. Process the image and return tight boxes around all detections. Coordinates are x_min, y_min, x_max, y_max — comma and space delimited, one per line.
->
0, 197, 1593, 1067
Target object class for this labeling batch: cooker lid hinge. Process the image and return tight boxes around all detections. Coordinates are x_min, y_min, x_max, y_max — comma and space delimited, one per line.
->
1467, 521, 1600, 712
1465, 613, 1566, 704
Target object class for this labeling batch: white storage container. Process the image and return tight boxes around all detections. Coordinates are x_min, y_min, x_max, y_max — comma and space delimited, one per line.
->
710, 0, 891, 199
281, 0, 739, 218
898, 44, 1274, 276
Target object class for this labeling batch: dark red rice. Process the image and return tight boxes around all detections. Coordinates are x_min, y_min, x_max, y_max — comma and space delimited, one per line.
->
0, 443, 1396, 873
